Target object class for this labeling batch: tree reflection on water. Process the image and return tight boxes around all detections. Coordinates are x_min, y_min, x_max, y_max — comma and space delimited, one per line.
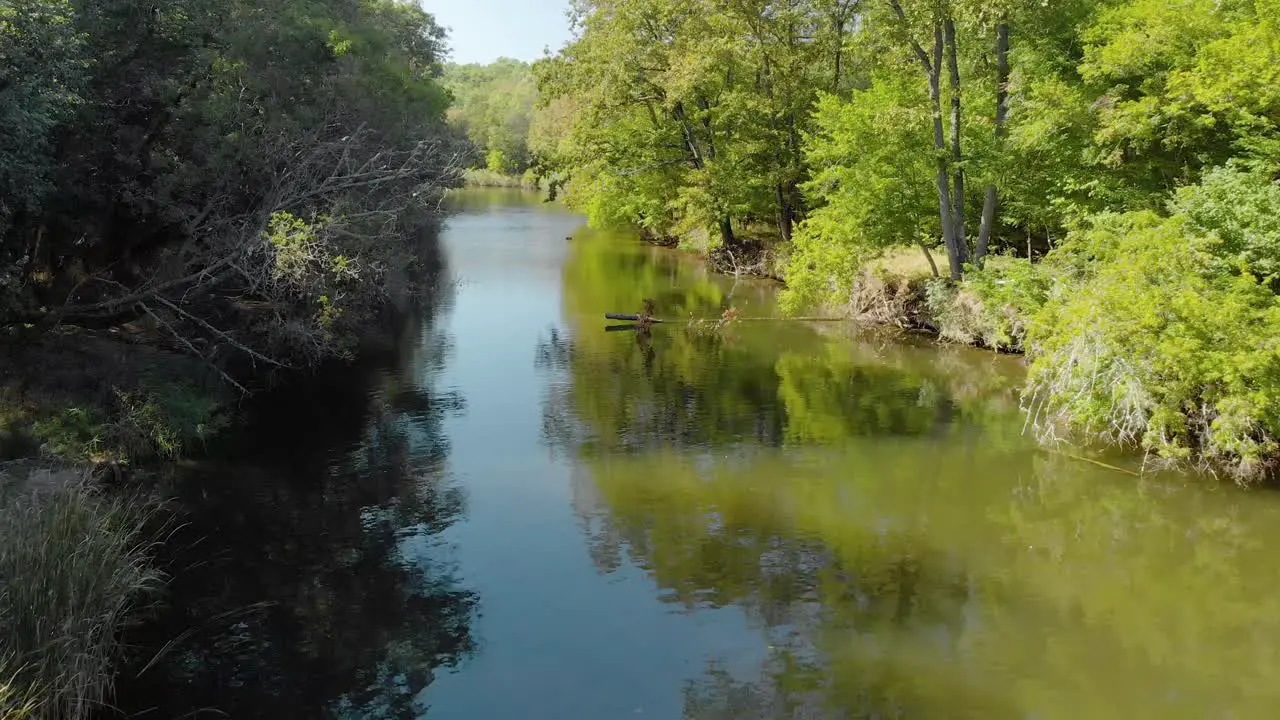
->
112, 295, 477, 719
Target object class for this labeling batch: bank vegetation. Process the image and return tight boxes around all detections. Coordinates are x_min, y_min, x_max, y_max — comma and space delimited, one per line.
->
2, 0, 462, 713
514, 0, 1280, 482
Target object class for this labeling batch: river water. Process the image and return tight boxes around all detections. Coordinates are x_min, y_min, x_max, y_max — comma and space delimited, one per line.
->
116, 189, 1280, 719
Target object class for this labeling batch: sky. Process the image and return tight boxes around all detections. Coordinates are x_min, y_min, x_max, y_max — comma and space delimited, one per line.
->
421, 0, 575, 65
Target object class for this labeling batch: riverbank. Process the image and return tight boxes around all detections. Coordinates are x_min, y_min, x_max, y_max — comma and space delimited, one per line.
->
666, 232, 1033, 352
661, 227, 1278, 485
0, 326, 229, 718
461, 168, 542, 189
0, 290, 443, 717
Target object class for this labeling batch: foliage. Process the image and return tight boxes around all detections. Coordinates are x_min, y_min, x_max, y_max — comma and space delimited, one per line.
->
1171, 163, 1280, 284
0, 478, 162, 720
24, 384, 223, 464
1025, 209, 1280, 480
782, 79, 937, 311
534, 0, 849, 247
2, 332, 229, 465
461, 168, 542, 189
443, 59, 539, 172
926, 258, 1052, 350
525, 0, 1280, 472
0, 0, 461, 374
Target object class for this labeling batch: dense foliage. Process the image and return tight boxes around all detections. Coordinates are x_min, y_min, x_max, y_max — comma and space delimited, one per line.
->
532, 0, 1280, 478
1, 0, 461, 374
442, 58, 538, 174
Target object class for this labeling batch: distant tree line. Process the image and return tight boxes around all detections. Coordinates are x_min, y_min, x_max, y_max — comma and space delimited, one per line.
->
443, 58, 539, 175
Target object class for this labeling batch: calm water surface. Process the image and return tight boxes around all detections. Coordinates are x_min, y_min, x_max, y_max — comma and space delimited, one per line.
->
120, 189, 1280, 719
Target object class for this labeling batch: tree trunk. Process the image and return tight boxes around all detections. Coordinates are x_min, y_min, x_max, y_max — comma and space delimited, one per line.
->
672, 101, 705, 169
775, 184, 793, 241
944, 17, 967, 266
928, 26, 962, 280
916, 241, 941, 278
718, 216, 737, 248
976, 21, 1009, 267
887, 0, 963, 279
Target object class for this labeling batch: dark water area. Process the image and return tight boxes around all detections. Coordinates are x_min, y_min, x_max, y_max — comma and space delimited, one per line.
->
114, 189, 1280, 719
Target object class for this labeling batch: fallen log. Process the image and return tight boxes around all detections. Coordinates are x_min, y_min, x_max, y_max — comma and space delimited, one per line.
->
605, 312, 850, 324
604, 313, 665, 323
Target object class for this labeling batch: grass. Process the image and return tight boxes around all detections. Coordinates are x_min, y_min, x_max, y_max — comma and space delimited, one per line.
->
866, 246, 939, 280
0, 672, 38, 720
0, 472, 164, 719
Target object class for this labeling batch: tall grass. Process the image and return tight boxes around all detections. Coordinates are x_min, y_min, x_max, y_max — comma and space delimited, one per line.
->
0, 476, 163, 719
0, 669, 38, 720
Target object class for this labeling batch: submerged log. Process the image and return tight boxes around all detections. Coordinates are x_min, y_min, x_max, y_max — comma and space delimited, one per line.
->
604, 313, 665, 323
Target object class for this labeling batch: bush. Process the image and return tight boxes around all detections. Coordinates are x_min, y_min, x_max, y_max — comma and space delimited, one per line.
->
27, 384, 224, 464
1172, 163, 1280, 283
926, 258, 1053, 351
0, 475, 163, 719
1024, 210, 1280, 480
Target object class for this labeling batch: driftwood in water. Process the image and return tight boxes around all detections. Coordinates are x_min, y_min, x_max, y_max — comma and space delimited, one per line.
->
604, 313, 665, 323
604, 312, 848, 324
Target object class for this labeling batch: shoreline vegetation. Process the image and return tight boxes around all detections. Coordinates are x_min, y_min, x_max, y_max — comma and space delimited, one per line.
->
2, 0, 468, 714
461, 168, 543, 189
507, 0, 1280, 484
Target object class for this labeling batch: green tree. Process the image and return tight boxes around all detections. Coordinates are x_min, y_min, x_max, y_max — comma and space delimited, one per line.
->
443, 58, 539, 173
1, 0, 461, 373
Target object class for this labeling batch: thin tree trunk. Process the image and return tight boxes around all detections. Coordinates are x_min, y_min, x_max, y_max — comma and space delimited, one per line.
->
916, 241, 941, 278
944, 16, 967, 266
976, 21, 1009, 267
888, 0, 962, 279
776, 184, 794, 241
672, 101, 705, 169
929, 28, 961, 280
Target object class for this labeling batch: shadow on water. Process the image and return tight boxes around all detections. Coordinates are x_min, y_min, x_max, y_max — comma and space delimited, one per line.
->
109, 230, 478, 719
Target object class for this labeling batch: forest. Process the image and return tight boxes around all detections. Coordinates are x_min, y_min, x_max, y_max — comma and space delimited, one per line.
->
1, 0, 466, 462
496, 0, 1280, 481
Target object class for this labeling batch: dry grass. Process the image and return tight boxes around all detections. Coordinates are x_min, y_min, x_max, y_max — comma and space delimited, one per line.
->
0, 671, 38, 720
866, 246, 939, 281
0, 470, 163, 719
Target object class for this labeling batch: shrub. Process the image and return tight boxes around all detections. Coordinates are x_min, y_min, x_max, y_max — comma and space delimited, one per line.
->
0, 477, 163, 719
1024, 210, 1280, 480
27, 384, 224, 464
1171, 163, 1280, 283
922, 259, 1051, 351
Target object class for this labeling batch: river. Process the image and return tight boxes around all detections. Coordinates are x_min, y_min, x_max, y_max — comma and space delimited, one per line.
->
115, 189, 1280, 719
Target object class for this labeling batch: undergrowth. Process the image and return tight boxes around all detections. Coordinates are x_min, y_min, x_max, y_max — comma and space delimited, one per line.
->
1, 331, 228, 465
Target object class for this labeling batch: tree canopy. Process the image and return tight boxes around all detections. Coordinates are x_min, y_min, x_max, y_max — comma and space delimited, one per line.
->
1, 0, 462, 372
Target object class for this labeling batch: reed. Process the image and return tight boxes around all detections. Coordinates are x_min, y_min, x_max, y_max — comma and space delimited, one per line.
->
0, 475, 163, 719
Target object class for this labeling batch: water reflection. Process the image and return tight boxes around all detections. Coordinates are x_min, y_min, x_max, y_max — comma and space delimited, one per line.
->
546, 230, 1280, 718
112, 266, 476, 718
